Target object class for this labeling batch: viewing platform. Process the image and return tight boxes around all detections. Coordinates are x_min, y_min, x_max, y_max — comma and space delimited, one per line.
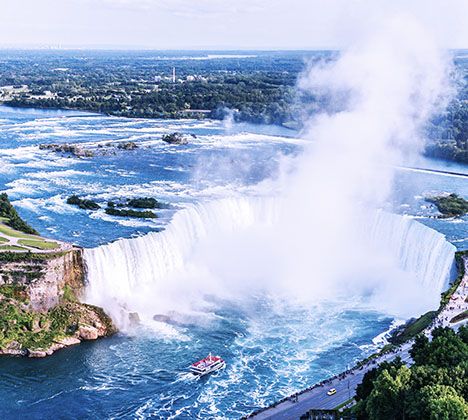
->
0, 221, 75, 253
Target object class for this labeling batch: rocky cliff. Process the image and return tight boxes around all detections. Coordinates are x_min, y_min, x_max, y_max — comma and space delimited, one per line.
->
0, 249, 116, 357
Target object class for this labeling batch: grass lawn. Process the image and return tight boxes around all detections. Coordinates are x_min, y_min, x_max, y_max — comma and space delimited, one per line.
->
0, 223, 39, 239
0, 237, 8, 243
17, 239, 60, 250
0, 245, 27, 251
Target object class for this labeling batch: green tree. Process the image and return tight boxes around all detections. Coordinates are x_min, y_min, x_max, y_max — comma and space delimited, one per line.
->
411, 328, 468, 369
366, 365, 411, 420
421, 385, 468, 420
356, 357, 404, 402
409, 333, 429, 366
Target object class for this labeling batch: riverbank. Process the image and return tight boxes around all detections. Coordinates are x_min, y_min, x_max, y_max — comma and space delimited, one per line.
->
242, 255, 468, 420
242, 343, 413, 420
0, 193, 116, 357
0, 248, 117, 357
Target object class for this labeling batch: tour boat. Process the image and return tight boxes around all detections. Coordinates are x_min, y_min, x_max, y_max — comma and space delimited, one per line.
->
190, 353, 226, 376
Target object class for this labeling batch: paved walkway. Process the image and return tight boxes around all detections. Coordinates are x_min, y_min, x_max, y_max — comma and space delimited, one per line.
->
245, 257, 468, 420
428, 257, 468, 332
0, 222, 74, 253
247, 343, 413, 420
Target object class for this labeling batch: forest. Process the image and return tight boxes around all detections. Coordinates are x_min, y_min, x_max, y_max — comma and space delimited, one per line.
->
0, 50, 324, 125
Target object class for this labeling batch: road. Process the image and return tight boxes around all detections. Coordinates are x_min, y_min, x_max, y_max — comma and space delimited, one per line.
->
245, 258, 468, 420
247, 343, 413, 420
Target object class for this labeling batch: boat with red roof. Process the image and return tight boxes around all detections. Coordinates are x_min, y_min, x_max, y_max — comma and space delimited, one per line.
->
190, 353, 226, 376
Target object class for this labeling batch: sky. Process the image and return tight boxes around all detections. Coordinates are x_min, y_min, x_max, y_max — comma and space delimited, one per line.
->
1, 0, 468, 50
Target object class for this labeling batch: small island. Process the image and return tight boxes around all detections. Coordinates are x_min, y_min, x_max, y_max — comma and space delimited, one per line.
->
105, 207, 157, 218
39, 143, 95, 158
116, 141, 138, 150
67, 195, 166, 218
67, 195, 101, 210
126, 197, 164, 209
426, 193, 468, 218
39, 141, 140, 159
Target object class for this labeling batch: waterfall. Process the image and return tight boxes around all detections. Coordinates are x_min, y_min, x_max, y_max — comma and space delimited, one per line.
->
84, 197, 456, 328
367, 210, 457, 298
84, 197, 280, 327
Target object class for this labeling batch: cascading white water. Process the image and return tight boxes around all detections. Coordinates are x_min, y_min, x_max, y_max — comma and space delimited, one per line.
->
81, 15, 456, 334
84, 196, 456, 329
84, 197, 281, 328
367, 210, 456, 297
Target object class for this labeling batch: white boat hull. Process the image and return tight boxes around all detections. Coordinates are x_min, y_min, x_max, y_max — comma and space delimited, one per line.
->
190, 360, 226, 376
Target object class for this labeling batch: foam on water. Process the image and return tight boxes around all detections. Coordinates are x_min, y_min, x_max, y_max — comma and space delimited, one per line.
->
0, 106, 465, 419
85, 196, 455, 329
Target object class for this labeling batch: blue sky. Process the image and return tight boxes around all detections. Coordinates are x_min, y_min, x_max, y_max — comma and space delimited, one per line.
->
2, 0, 468, 49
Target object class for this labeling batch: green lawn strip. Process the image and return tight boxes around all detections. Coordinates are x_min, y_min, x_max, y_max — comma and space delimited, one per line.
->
334, 397, 355, 410
17, 239, 60, 250
0, 223, 40, 239
389, 311, 437, 345
450, 310, 468, 323
0, 245, 28, 251
0, 237, 8, 243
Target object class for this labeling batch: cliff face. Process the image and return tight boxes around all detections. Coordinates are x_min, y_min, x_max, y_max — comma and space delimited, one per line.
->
0, 249, 85, 313
0, 250, 117, 357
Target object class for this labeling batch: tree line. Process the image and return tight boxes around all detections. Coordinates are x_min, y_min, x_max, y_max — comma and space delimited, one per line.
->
347, 326, 468, 419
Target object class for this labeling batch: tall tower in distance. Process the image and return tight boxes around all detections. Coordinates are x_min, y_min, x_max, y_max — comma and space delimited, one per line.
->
172, 67, 176, 83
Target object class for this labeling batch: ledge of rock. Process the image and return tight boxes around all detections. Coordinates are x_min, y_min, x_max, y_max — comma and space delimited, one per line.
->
0, 250, 117, 358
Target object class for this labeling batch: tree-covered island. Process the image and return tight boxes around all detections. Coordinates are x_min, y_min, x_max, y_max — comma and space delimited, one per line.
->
67, 195, 167, 218
426, 193, 468, 218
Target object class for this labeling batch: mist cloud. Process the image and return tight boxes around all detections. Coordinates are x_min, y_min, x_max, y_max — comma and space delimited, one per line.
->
85, 13, 458, 326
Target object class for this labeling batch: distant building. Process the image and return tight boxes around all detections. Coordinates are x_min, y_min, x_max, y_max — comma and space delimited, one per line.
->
172, 67, 176, 83
178, 109, 211, 118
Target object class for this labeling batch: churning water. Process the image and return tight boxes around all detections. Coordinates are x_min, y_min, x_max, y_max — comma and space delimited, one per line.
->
0, 106, 463, 419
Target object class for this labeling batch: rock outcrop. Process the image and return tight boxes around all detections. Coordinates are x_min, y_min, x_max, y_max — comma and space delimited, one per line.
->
161, 132, 189, 145
0, 249, 117, 357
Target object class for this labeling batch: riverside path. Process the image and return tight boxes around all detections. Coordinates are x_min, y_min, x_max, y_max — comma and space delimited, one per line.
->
245, 256, 468, 420
245, 342, 413, 420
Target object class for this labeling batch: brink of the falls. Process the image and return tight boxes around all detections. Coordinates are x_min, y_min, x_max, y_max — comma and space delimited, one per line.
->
83, 197, 456, 329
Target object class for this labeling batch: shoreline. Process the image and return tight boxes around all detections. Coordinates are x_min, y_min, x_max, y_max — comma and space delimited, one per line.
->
0, 218, 117, 358
241, 255, 468, 420
0, 103, 298, 131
